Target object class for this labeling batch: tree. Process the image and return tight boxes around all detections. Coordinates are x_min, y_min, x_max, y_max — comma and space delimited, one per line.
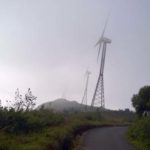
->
14, 88, 24, 111
0, 99, 2, 110
132, 86, 150, 116
13, 88, 37, 111
24, 88, 37, 111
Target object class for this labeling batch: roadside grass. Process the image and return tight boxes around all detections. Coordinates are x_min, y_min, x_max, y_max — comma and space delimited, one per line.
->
128, 117, 150, 150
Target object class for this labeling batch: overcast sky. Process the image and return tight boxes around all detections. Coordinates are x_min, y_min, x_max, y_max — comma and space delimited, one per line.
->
0, 0, 150, 110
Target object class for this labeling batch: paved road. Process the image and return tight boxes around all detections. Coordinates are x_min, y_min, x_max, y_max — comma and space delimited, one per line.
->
78, 127, 137, 150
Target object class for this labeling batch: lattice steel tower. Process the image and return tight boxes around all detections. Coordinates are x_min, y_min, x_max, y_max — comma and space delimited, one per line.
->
91, 23, 111, 108
81, 70, 91, 109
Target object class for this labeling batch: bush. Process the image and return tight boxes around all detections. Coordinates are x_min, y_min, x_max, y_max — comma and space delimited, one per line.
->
0, 109, 134, 149
128, 117, 150, 150
0, 109, 64, 134
131, 86, 150, 116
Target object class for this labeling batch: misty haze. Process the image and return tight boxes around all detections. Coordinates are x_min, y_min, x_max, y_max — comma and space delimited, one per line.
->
0, 0, 150, 150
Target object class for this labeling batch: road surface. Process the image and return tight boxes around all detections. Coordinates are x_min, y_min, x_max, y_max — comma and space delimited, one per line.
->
78, 127, 137, 150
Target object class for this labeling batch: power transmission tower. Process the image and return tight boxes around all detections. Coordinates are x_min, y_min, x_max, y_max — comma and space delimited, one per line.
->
81, 70, 91, 110
91, 22, 111, 108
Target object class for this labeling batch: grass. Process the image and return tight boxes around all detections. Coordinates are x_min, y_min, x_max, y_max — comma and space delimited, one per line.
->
0, 109, 135, 150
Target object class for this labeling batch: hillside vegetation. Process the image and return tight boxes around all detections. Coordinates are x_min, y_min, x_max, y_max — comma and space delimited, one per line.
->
128, 117, 150, 150
0, 107, 134, 150
128, 86, 150, 150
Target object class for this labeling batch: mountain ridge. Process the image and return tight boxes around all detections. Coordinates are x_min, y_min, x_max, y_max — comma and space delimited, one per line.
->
37, 98, 92, 112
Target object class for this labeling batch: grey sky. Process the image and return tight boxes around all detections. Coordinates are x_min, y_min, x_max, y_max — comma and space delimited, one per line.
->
0, 0, 150, 109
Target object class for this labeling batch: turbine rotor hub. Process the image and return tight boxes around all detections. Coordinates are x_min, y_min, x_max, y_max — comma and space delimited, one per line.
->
101, 37, 111, 43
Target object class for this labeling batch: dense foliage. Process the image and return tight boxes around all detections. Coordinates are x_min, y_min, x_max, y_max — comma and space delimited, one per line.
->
128, 85, 150, 150
128, 117, 150, 150
0, 108, 64, 134
0, 108, 135, 150
132, 86, 150, 116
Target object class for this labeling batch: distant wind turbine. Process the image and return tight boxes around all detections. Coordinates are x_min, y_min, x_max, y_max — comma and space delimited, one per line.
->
81, 70, 91, 111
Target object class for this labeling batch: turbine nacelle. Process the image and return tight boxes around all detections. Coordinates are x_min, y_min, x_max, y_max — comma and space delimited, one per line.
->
101, 37, 111, 44
97, 37, 111, 45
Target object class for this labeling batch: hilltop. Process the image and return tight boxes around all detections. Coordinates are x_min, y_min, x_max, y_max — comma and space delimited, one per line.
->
37, 98, 91, 112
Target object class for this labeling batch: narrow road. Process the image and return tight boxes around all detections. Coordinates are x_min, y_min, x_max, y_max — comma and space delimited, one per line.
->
78, 127, 137, 150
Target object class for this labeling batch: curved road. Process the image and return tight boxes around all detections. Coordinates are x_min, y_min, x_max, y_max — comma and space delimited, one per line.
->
78, 127, 137, 150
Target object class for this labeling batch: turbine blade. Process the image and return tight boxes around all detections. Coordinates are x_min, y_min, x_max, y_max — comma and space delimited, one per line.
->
100, 14, 110, 41
95, 18, 108, 47
97, 41, 102, 63
102, 16, 109, 37
95, 39, 101, 47
95, 14, 110, 62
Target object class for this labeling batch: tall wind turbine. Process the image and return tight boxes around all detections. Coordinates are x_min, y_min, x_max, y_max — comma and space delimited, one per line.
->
81, 70, 91, 110
91, 21, 111, 108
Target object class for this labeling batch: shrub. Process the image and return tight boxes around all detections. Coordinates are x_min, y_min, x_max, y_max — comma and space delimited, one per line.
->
0, 109, 64, 134
128, 117, 150, 150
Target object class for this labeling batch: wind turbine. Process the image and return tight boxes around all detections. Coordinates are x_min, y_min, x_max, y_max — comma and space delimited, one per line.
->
81, 70, 91, 111
91, 20, 111, 108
